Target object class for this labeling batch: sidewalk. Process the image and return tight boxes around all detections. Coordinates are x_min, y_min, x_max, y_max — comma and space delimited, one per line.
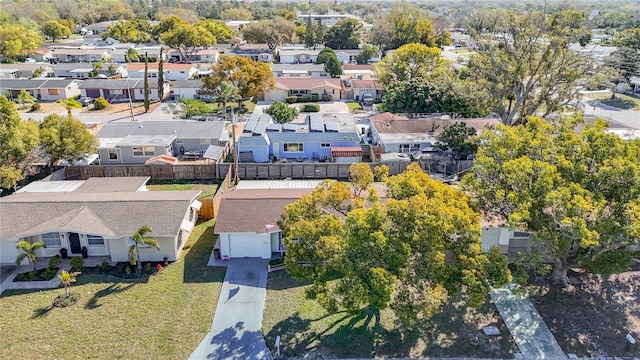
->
189, 258, 272, 360
491, 284, 567, 359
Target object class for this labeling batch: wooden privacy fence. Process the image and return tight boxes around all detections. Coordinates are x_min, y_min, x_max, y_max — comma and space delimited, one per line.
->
64, 159, 475, 181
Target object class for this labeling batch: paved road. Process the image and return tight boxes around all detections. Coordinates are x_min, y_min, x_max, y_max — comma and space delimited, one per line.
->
189, 258, 271, 360
491, 284, 567, 359
581, 92, 640, 130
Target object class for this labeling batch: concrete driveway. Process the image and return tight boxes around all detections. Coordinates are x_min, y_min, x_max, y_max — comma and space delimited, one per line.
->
189, 258, 271, 360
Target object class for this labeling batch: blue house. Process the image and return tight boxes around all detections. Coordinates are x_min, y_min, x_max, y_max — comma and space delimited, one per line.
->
238, 113, 361, 163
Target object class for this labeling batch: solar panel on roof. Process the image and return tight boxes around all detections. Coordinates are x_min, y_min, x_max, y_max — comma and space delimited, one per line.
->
325, 120, 339, 132
244, 113, 260, 133
266, 123, 282, 132
282, 123, 297, 132
309, 113, 324, 132
252, 114, 269, 136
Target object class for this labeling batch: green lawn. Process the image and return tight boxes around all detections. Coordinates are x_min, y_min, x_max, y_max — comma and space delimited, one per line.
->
586, 91, 640, 110
263, 271, 516, 359
0, 218, 224, 360
347, 101, 363, 113
146, 181, 218, 199
206, 101, 256, 114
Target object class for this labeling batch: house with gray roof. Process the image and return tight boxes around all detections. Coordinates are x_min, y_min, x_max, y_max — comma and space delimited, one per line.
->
0, 177, 201, 265
237, 113, 361, 163
271, 64, 329, 78
95, 120, 230, 164
1, 78, 82, 101
78, 78, 169, 102
51, 62, 128, 79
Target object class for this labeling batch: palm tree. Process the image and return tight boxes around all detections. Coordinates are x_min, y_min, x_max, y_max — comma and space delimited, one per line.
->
128, 226, 160, 272
17, 89, 35, 109
15, 240, 46, 273
125, 48, 140, 64
57, 97, 82, 116
58, 270, 80, 298
216, 81, 240, 119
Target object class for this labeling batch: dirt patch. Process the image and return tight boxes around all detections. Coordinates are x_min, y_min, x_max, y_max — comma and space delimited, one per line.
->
530, 266, 640, 357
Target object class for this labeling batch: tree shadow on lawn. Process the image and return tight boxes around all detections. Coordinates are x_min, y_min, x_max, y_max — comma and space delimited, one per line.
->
31, 304, 54, 319
183, 222, 225, 284
531, 271, 640, 357
84, 283, 135, 310
265, 297, 515, 359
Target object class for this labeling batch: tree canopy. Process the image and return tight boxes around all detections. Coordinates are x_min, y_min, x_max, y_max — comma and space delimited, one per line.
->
462, 116, 640, 286
279, 163, 511, 324
42, 21, 71, 42
324, 18, 362, 50
375, 43, 447, 87
241, 18, 295, 50
264, 101, 298, 123
102, 19, 152, 44
316, 48, 343, 78
154, 16, 223, 62
370, 2, 435, 51
39, 114, 99, 166
436, 122, 478, 158
464, 9, 592, 125
0, 23, 42, 59
0, 95, 39, 190
202, 55, 274, 103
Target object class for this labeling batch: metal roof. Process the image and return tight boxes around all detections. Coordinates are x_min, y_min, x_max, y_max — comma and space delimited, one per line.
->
17, 181, 85, 193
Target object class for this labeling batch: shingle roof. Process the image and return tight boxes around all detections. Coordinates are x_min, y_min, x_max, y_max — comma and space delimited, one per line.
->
79, 79, 159, 89
173, 79, 204, 89
96, 121, 227, 140
351, 79, 380, 89
0, 78, 78, 89
0, 190, 200, 238
214, 188, 313, 233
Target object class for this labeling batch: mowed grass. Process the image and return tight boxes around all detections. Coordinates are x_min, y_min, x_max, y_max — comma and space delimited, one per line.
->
347, 101, 364, 113
0, 218, 225, 360
263, 271, 516, 359
586, 91, 640, 110
146, 181, 218, 199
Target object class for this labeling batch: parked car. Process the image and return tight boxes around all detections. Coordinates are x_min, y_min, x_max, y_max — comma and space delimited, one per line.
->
78, 97, 94, 107
361, 94, 374, 106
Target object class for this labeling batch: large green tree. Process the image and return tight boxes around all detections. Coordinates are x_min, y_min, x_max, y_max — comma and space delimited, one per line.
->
155, 16, 216, 63
464, 9, 592, 125
39, 114, 99, 166
264, 101, 298, 123
370, 2, 435, 51
324, 18, 362, 50
316, 48, 343, 78
0, 95, 39, 190
436, 122, 478, 159
279, 163, 511, 324
375, 43, 447, 87
102, 18, 152, 44
0, 23, 42, 60
42, 21, 71, 42
202, 55, 274, 106
241, 18, 296, 50
462, 116, 640, 286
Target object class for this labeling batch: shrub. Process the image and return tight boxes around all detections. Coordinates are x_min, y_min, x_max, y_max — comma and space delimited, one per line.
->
124, 266, 132, 275
41, 268, 58, 280
98, 261, 110, 272
115, 262, 126, 273
28, 272, 36, 281
93, 97, 109, 110
321, 94, 332, 101
48, 256, 61, 269
144, 262, 152, 272
311, 93, 319, 102
302, 104, 320, 112
264, 100, 299, 123
285, 96, 297, 104
30, 103, 41, 112
70, 257, 84, 272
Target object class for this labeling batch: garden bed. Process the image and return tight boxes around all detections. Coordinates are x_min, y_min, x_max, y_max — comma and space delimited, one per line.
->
13, 267, 59, 282
81, 261, 172, 280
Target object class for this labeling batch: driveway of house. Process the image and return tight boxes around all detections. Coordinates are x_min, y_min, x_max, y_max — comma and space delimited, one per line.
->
189, 258, 271, 360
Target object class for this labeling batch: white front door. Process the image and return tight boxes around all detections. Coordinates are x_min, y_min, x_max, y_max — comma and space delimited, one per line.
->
273, 142, 280, 159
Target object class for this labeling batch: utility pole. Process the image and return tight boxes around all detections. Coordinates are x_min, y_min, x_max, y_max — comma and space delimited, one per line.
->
231, 107, 239, 186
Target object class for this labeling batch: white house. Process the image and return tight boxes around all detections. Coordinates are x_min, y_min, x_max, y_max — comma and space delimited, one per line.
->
2, 78, 82, 101
172, 79, 208, 101
79, 78, 169, 102
271, 64, 329, 78
1, 177, 201, 265
278, 47, 320, 64
127, 63, 197, 81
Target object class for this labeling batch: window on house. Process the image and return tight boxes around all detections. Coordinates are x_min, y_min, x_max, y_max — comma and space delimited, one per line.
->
108, 149, 118, 160
48, 89, 59, 95
399, 144, 420, 153
132, 147, 154, 156
176, 139, 184, 144
284, 143, 303, 152
87, 235, 104, 246
321, 143, 330, 148
42, 232, 61, 246
111, 89, 123, 95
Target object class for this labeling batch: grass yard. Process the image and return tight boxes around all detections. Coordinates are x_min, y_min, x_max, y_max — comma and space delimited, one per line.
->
263, 271, 516, 359
146, 181, 219, 199
0, 218, 224, 360
206, 101, 256, 115
585, 91, 640, 110
347, 101, 364, 113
